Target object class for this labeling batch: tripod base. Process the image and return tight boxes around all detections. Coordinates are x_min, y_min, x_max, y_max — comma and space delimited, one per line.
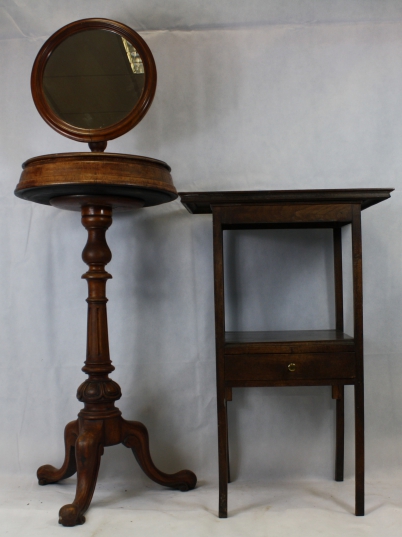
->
38, 415, 197, 527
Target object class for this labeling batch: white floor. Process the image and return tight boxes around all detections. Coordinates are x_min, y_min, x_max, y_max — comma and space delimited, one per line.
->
1, 474, 402, 537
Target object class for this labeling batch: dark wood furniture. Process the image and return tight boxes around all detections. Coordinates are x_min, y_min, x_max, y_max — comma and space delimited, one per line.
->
15, 155, 197, 527
179, 188, 392, 518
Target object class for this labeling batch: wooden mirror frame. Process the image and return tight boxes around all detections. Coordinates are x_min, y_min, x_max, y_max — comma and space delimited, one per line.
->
31, 18, 157, 146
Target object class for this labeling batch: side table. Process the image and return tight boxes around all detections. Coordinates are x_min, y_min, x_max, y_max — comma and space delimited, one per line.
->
179, 188, 392, 518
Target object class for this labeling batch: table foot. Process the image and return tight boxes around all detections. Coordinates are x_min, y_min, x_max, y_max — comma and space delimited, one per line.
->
37, 419, 78, 485
122, 419, 197, 491
59, 504, 85, 526
219, 493, 228, 518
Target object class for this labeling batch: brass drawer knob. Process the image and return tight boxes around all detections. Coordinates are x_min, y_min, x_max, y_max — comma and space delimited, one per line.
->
288, 363, 296, 372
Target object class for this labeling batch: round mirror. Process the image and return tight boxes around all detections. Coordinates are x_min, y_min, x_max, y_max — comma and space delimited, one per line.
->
43, 30, 146, 130
31, 19, 157, 147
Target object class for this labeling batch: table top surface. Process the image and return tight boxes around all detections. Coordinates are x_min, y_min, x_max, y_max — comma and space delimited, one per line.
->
15, 153, 177, 208
179, 188, 393, 214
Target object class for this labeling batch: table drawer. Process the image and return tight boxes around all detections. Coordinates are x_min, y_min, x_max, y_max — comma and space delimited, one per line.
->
224, 353, 356, 381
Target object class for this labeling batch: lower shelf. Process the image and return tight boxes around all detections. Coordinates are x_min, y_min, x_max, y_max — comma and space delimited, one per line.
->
225, 330, 355, 354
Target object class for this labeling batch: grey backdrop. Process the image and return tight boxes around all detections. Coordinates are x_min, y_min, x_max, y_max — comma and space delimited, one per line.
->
1, 0, 402, 523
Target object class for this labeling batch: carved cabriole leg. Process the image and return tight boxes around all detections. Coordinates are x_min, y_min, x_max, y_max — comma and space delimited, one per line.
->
37, 420, 78, 485
58, 421, 104, 526
122, 420, 197, 491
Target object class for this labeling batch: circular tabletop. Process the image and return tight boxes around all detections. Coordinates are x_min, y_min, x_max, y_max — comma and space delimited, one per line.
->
15, 152, 177, 209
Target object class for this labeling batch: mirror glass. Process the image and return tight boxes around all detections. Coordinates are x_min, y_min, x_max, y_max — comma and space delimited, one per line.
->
43, 29, 145, 130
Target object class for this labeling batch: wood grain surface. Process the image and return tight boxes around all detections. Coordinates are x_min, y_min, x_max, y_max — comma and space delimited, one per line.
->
15, 153, 177, 207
